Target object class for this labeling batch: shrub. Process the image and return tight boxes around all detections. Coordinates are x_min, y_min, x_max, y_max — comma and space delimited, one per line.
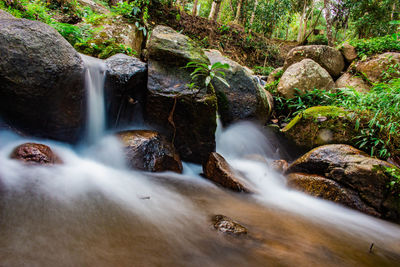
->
349, 35, 400, 58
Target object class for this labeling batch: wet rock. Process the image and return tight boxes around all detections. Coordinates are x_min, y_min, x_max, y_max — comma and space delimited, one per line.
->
212, 215, 247, 235
0, 10, 15, 19
286, 144, 400, 221
335, 73, 370, 92
283, 45, 345, 78
271, 160, 289, 173
77, 0, 109, 14
105, 54, 147, 128
203, 152, 252, 192
146, 25, 217, 163
282, 106, 356, 150
287, 173, 380, 216
0, 19, 85, 143
356, 52, 400, 83
117, 130, 182, 173
205, 49, 273, 125
10, 143, 62, 165
339, 43, 358, 64
278, 59, 335, 99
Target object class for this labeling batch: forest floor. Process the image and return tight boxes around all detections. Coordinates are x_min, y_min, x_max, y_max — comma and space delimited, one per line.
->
147, 2, 297, 69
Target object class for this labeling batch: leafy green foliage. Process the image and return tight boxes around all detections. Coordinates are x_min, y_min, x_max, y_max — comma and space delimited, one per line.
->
74, 38, 135, 59
185, 61, 230, 94
253, 66, 275, 76
349, 35, 400, 58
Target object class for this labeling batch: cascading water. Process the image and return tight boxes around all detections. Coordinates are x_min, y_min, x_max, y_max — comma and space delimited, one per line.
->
81, 54, 107, 144
0, 71, 400, 265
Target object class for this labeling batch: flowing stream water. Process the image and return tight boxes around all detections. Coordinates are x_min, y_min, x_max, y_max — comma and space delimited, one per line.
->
0, 57, 400, 266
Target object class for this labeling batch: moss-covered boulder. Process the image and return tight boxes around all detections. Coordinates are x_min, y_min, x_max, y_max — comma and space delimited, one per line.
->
286, 144, 400, 222
146, 25, 217, 163
277, 59, 335, 99
205, 49, 273, 125
282, 106, 356, 150
356, 52, 400, 83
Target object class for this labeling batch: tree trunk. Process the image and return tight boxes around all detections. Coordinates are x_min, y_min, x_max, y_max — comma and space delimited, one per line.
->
209, 0, 222, 21
249, 0, 259, 27
192, 0, 199, 15
324, 0, 334, 46
297, 1, 307, 42
234, 0, 243, 23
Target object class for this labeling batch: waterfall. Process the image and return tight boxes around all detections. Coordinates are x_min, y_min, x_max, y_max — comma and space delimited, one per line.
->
81, 54, 107, 144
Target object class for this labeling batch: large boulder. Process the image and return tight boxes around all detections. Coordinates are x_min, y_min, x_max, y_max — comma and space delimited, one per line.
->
105, 54, 147, 128
205, 49, 273, 125
0, 10, 15, 19
282, 106, 357, 150
146, 25, 217, 163
117, 130, 182, 173
283, 45, 345, 78
339, 43, 358, 64
277, 59, 335, 99
285, 144, 400, 222
335, 73, 370, 92
287, 173, 379, 216
356, 52, 400, 83
10, 143, 62, 165
0, 18, 85, 142
203, 152, 252, 192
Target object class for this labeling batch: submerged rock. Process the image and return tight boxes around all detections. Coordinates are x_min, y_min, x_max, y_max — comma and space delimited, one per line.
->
0, 18, 85, 142
278, 59, 335, 99
271, 159, 289, 173
146, 25, 217, 163
355, 52, 400, 83
283, 45, 345, 78
287, 173, 379, 216
117, 130, 182, 173
205, 49, 273, 125
212, 215, 247, 235
286, 144, 400, 222
203, 152, 252, 193
105, 54, 147, 128
281, 106, 356, 150
10, 143, 62, 165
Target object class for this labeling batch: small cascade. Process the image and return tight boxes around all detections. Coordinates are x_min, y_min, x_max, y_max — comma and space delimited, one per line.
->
81, 54, 107, 144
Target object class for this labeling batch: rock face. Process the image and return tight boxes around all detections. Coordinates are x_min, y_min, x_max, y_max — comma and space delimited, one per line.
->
287, 173, 379, 216
146, 25, 217, 163
356, 52, 400, 83
203, 152, 252, 192
335, 73, 370, 92
212, 215, 248, 235
278, 59, 335, 99
282, 106, 356, 150
0, 18, 85, 142
271, 160, 289, 173
105, 54, 147, 128
284, 45, 345, 78
0, 10, 15, 19
117, 130, 182, 173
286, 144, 400, 222
10, 143, 62, 165
205, 50, 273, 125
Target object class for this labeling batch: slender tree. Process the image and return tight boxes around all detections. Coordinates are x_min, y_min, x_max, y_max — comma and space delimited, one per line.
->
209, 0, 222, 21
324, 0, 334, 46
234, 0, 244, 23
192, 0, 199, 15
249, 0, 259, 27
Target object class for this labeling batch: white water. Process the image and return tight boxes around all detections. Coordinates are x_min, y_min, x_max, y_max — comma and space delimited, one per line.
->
0, 58, 400, 265
81, 54, 107, 144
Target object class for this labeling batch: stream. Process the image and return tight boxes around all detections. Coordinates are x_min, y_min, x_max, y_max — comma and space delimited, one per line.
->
0, 56, 399, 266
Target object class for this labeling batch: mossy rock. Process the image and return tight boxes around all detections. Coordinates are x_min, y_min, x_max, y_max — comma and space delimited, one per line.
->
282, 106, 358, 150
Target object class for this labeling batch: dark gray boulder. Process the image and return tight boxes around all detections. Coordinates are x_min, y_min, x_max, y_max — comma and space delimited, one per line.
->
0, 18, 85, 142
105, 53, 147, 128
